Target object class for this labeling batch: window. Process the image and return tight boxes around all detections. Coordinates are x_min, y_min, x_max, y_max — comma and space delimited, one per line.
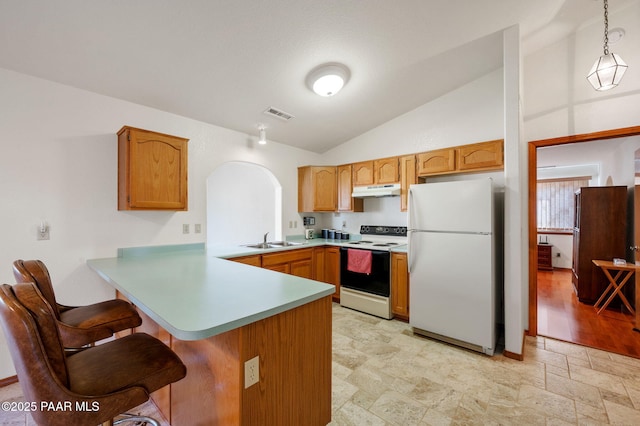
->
537, 177, 589, 232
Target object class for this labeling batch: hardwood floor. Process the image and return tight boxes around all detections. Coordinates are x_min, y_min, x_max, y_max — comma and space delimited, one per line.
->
537, 268, 640, 358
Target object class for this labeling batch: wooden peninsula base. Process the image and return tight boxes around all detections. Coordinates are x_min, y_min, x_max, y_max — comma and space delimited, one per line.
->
124, 294, 332, 425
90, 245, 335, 426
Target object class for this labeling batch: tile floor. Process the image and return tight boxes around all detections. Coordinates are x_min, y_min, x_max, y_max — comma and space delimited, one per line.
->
2, 304, 640, 425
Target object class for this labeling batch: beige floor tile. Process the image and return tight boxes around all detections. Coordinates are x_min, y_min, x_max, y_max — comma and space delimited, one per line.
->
4, 305, 640, 425
546, 370, 604, 409
517, 384, 577, 423
370, 389, 428, 426
603, 399, 640, 425
569, 363, 628, 394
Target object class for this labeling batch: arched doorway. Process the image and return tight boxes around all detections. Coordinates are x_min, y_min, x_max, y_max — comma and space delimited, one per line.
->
206, 161, 282, 247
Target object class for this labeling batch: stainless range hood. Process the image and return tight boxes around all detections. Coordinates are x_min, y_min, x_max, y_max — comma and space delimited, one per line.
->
352, 183, 401, 198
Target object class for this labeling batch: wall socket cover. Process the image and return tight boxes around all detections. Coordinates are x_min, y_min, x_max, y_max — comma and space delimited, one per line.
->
244, 356, 259, 388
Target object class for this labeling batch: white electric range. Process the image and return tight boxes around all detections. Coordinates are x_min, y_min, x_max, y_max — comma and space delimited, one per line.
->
339, 225, 407, 319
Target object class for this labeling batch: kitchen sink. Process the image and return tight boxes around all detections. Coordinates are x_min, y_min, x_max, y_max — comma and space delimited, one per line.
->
243, 241, 305, 249
244, 243, 276, 249
268, 241, 304, 247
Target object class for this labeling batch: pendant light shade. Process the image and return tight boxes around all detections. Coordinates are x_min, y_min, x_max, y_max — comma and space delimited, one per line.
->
587, 52, 627, 91
587, 0, 627, 91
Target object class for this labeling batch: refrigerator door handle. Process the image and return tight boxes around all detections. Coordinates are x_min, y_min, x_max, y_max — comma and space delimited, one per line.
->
408, 231, 414, 274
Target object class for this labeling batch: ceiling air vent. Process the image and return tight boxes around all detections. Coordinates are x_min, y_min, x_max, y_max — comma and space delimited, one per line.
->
263, 106, 295, 121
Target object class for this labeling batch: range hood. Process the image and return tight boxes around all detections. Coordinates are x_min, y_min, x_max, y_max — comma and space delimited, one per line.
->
352, 183, 401, 198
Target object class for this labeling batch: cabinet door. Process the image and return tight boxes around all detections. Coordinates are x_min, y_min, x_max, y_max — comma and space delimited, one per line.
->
263, 263, 290, 274
337, 164, 363, 212
118, 126, 189, 210
262, 248, 313, 279
352, 161, 374, 186
313, 247, 326, 282
229, 255, 262, 267
399, 155, 416, 212
290, 258, 313, 279
391, 252, 409, 320
324, 247, 341, 302
456, 139, 503, 172
298, 166, 337, 212
416, 148, 456, 176
312, 167, 337, 211
374, 157, 399, 184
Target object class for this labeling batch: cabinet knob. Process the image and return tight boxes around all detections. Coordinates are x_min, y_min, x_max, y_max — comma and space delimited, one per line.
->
631, 246, 640, 252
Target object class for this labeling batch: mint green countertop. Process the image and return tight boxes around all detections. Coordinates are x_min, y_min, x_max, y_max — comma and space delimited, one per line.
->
87, 244, 335, 341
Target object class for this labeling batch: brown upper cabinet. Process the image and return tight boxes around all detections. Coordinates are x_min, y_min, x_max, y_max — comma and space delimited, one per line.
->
456, 139, 503, 172
417, 139, 503, 177
352, 157, 399, 186
298, 166, 337, 212
118, 126, 189, 211
374, 157, 400, 184
417, 148, 456, 176
352, 160, 375, 186
337, 164, 363, 212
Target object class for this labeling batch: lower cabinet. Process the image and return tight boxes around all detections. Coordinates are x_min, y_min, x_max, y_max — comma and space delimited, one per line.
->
391, 252, 409, 321
230, 246, 340, 300
313, 246, 341, 302
262, 248, 313, 279
229, 255, 262, 267
324, 247, 340, 302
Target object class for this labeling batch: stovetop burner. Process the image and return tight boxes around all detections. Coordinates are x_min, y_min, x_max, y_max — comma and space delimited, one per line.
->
345, 225, 408, 251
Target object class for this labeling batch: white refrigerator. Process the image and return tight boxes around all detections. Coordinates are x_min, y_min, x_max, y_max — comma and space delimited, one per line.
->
408, 178, 496, 355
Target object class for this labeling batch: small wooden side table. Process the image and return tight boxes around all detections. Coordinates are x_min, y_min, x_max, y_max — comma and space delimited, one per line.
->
537, 243, 553, 270
592, 259, 639, 315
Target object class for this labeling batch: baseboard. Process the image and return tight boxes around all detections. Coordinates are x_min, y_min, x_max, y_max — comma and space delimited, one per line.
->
503, 331, 526, 361
0, 375, 18, 387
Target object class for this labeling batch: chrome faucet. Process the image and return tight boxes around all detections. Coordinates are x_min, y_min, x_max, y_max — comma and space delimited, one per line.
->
263, 232, 269, 244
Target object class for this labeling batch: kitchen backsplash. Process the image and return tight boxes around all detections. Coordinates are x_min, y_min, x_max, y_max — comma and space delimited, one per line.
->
314, 196, 407, 236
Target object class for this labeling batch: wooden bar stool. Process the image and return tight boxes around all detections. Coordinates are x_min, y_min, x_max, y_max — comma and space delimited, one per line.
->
0, 282, 186, 426
12, 259, 141, 348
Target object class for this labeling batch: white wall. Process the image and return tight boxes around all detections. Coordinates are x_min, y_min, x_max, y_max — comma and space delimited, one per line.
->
0, 68, 322, 378
523, 2, 640, 141
323, 69, 505, 164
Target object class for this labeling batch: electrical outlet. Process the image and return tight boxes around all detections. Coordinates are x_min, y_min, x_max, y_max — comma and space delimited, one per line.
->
183, 224, 190, 234
194, 224, 202, 233
244, 356, 259, 388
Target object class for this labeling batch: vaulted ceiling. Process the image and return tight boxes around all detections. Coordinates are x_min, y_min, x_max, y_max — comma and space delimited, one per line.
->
0, 0, 632, 152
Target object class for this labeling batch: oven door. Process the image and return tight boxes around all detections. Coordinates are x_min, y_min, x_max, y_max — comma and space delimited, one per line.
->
340, 248, 390, 297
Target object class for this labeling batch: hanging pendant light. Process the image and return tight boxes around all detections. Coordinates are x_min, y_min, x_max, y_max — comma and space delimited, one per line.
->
587, 0, 627, 91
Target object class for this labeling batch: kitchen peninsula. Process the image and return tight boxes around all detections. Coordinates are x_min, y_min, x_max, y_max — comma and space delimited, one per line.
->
87, 243, 334, 426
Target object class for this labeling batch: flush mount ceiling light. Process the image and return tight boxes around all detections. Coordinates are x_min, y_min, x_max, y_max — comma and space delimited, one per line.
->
257, 125, 267, 145
306, 63, 350, 97
587, 0, 628, 91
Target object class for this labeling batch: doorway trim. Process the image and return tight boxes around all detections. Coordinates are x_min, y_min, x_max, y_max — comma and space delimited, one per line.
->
528, 125, 640, 336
